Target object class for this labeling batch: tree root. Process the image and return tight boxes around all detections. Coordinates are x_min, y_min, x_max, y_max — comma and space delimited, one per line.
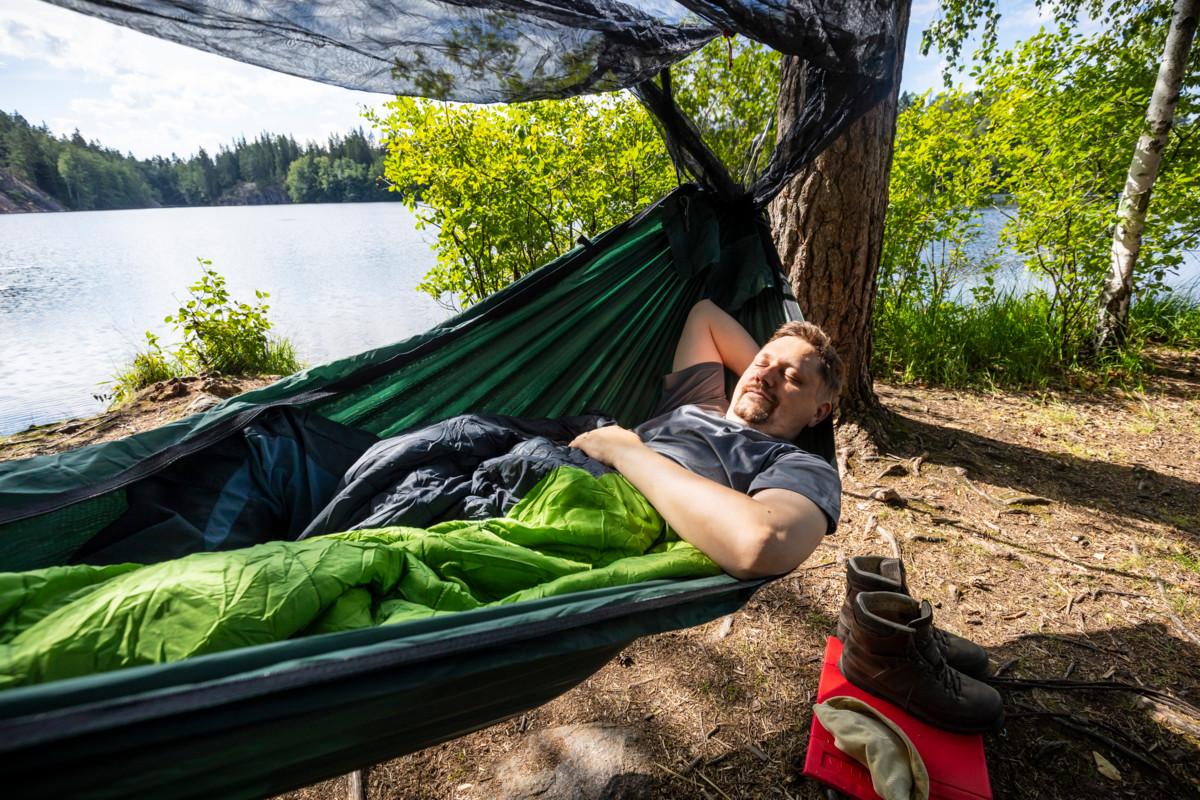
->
989, 676, 1200, 721
1005, 700, 1184, 787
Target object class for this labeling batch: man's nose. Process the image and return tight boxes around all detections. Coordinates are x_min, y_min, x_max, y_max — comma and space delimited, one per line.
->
754, 366, 777, 386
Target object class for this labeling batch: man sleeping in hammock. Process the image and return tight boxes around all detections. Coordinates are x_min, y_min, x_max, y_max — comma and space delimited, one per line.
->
298, 298, 843, 578
571, 299, 842, 579
0, 302, 844, 688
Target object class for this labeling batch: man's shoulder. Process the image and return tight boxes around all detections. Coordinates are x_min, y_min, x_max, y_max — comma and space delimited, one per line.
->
769, 443, 839, 469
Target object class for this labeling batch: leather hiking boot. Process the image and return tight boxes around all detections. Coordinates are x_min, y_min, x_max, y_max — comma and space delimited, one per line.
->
838, 591, 1004, 735
836, 555, 991, 679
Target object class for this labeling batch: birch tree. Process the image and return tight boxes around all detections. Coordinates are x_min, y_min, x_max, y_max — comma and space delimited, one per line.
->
1095, 0, 1199, 350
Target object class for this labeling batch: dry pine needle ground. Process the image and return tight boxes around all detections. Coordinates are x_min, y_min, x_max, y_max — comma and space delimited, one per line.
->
4, 357, 1197, 799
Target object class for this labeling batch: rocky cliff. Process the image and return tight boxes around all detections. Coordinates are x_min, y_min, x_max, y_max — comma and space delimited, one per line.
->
0, 170, 67, 213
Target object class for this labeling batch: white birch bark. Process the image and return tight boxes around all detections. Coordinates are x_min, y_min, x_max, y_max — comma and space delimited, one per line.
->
1095, 0, 1199, 350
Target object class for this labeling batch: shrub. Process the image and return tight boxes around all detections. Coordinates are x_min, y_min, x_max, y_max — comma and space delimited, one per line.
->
110, 333, 184, 401
111, 259, 302, 403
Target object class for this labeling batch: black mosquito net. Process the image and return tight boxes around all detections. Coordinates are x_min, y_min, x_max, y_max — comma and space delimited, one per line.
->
44, 0, 900, 206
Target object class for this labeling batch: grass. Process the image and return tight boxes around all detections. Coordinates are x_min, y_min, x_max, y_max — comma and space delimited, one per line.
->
874, 292, 1078, 388
111, 349, 185, 401
874, 288, 1200, 390
1129, 289, 1200, 346
1165, 550, 1200, 573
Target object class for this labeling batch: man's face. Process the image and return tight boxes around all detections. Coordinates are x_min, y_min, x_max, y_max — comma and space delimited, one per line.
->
727, 336, 832, 440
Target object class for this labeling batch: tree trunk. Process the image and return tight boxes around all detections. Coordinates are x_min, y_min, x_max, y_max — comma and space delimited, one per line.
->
1095, 0, 1199, 351
768, 2, 912, 444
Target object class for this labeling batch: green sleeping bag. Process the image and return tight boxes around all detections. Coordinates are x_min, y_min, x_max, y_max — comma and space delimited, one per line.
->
0, 467, 719, 689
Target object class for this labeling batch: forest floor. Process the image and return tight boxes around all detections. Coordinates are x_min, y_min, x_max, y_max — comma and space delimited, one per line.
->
4, 353, 1198, 798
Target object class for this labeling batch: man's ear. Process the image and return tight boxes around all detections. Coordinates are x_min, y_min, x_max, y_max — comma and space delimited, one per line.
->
809, 401, 833, 428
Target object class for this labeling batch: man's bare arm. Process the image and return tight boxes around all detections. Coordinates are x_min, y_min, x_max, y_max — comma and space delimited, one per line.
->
571, 427, 826, 579
674, 299, 761, 374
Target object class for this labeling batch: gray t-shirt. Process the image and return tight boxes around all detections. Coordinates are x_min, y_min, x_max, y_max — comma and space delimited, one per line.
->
635, 362, 841, 534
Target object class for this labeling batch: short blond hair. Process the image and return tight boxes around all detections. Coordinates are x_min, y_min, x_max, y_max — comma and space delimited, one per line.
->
768, 321, 844, 402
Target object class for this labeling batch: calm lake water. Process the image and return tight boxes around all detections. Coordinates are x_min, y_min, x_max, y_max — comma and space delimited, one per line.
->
1, 203, 1197, 437
0, 203, 448, 435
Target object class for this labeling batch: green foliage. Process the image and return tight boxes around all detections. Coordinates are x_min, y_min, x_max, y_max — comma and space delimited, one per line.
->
371, 35, 778, 308
671, 37, 780, 186
921, 0, 1159, 76
285, 154, 371, 203
370, 93, 677, 308
881, 11, 1199, 387
55, 146, 155, 210
880, 90, 995, 314
0, 112, 157, 210
111, 260, 302, 403
1129, 288, 1200, 347
979, 20, 1198, 360
875, 291, 1070, 388
110, 333, 185, 402
875, 288, 1200, 389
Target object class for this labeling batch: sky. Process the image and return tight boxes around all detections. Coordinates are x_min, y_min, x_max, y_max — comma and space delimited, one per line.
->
0, 0, 1080, 161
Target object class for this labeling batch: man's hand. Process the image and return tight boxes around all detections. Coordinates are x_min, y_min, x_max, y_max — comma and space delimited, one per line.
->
569, 425, 642, 468
570, 424, 825, 579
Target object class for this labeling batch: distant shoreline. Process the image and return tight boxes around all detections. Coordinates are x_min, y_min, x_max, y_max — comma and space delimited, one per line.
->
0, 198, 404, 215
0, 173, 407, 215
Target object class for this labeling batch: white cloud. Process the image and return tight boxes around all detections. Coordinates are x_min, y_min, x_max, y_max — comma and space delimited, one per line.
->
0, 0, 389, 158
911, 0, 940, 20
1012, 2, 1057, 27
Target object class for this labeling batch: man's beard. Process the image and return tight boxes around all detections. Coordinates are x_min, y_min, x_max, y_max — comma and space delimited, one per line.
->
733, 388, 776, 424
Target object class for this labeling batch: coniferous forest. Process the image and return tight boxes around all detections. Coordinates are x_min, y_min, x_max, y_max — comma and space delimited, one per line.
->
0, 110, 401, 212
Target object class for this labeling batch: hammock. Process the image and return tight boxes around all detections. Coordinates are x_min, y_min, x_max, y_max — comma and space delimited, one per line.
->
0, 188, 822, 798
2, 2, 896, 796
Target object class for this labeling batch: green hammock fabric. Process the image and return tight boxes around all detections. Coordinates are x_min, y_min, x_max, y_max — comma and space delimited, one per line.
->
0, 468, 718, 690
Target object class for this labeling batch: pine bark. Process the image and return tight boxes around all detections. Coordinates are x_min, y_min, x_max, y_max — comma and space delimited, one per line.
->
1095, 0, 1199, 351
768, 2, 911, 435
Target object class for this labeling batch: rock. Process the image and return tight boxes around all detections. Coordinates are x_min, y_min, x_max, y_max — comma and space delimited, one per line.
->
945, 582, 961, 604
0, 168, 68, 213
198, 376, 243, 398
140, 377, 190, 402
185, 393, 221, 414
465, 723, 655, 800
215, 181, 289, 206
868, 486, 903, 505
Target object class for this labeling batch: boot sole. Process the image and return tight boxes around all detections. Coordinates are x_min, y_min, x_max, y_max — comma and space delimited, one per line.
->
836, 654, 1005, 736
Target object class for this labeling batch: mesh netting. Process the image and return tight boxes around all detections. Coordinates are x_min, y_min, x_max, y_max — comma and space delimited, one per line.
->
46, 1, 895, 101
45, 1, 899, 204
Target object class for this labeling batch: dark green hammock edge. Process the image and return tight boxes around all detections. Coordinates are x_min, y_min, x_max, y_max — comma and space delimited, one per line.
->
0, 187, 813, 799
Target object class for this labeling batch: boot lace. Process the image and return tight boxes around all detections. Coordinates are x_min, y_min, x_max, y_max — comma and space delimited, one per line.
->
914, 641, 961, 695
936, 658, 962, 695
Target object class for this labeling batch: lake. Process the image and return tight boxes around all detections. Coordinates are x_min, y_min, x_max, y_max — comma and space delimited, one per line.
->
0, 203, 448, 435
1, 203, 1197, 437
